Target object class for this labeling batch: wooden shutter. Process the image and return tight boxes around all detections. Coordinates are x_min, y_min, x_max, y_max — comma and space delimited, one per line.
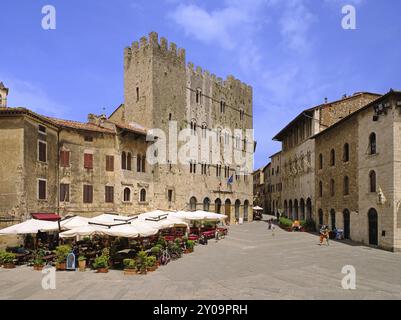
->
106, 156, 114, 172
60, 184, 70, 202
60, 151, 70, 167
38, 142, 47, 162
38, 180, 46, 200
83, 185, 93, 203
84, 153, 93, 169
105, 186, 114, 203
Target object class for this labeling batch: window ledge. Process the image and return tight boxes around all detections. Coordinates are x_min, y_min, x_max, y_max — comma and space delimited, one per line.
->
139, 201, 149, 205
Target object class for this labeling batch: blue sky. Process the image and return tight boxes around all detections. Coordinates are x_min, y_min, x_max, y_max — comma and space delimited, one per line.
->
1, 0, 400, 169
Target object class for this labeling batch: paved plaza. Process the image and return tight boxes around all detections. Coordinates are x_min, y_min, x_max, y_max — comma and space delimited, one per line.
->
1, 217, 401, 300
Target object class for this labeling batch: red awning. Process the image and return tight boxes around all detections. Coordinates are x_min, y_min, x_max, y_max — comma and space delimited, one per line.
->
31, 213, 61, 221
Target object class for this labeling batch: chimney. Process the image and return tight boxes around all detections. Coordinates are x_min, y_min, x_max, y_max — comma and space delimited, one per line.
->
324, 97, 328, 104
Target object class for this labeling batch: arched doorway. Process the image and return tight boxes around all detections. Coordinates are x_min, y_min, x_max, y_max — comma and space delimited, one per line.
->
215, 198, 222, 213
300, 198, 305, 220
244, 200, 249, 222
306, 198, 312, 219
203, 197, 211, 211
284, 200, 288, 217
235, 200, 241, 222
318, 209, 323, 226
225, 199, 231, 223
289, 200, 293, 220
189, 196, 197, 211
272, 201, 275, 215
368, 208, 378, 246
294, 199, 299, 220
343, 209, 350, 239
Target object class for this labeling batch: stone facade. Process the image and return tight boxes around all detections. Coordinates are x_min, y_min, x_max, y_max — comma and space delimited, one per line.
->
267, 151, 282, 216
273, 93, 380, 221
0, 82, 8, 107
0, 32, 254, 232
314, 90, 401, 251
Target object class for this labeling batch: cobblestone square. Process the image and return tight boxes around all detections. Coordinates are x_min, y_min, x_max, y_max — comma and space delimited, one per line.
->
1, 219, 401, 300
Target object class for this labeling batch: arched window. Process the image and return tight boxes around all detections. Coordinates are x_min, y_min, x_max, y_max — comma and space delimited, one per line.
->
344, 176, 350, 195
330, 179, 335, 197
189, 196, 197, 211
343, 143, 350, 162
330, 149, 335, 166
121, 151, 127, 170
319, 181, 323, 197
201, 123, 207, 138
123, 188, 131, 202
141, 155, 146, 172
369, 133, 376, 155
190, 120, 197, 136
137, 154, 142, 172
369, 170, 376, 193
140, 189, 146, 202
319, 153, 323, 170
203, 197, 211, 211
127, 152, 132, 171
215, 198, 222, 213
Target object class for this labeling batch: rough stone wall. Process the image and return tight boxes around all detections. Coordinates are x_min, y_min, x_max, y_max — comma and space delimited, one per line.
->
319, 93, 379, 130
270, 153, 282, 215
123, 32, 254, 223
58, 128, 153, 218
357, 96, 398, 251
0, 116, 24, 222
23, 117, 58, 217
315, 116, 359, 230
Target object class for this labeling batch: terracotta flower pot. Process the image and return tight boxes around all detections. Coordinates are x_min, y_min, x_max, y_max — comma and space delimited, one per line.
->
33, 265, 44, 271
3, 263, 15, 269
56, 262, 66, 271
78, 260, 86, 272
147, 265, 158, 272
96, 268, 109, 273
124, 269, 137, 275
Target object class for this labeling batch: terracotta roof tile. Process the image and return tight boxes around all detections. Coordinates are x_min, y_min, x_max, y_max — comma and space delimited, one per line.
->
47, 117, 115, 133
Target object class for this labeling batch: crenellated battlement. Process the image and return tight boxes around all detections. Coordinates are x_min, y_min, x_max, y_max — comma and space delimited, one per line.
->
124, 32, 186, 70
186, 61, 252, 94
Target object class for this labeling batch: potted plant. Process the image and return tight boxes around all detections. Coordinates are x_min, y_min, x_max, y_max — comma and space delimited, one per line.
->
185, 240, 195, 253
123, 258, 137, 275
136, 250, 148, 274
54, 245, 71, 271
78, 256, 86, 272
146, 256, 157, 272
1, 252, 16, 269
93, 255, 109, 273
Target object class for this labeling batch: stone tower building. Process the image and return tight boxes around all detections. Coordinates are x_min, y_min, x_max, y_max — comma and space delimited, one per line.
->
111, 32, 254, 221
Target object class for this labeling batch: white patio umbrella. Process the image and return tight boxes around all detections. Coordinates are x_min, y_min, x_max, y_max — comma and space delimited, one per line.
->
194, 210, 228, 221
139, 210, 189, 229
253, 206, 264, 211
59, 224, 110, 238
60, 216, 90, 230
169, 210, 227, 221
89, 213, 138, 224
0, 219, 59, 235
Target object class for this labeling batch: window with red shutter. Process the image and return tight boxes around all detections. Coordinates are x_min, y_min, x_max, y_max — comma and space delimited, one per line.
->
60, 151, 70, 167
84, 153, 93, 169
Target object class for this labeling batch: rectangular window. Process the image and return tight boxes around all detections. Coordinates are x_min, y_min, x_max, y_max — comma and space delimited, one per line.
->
136, 87, 139, 102
60, 184, 70, 202
84, 136, 93, 142
38, 125, 47, 134
106, 155, 114, 172
60, 150, 70, 167
84, 153, 93, 169
168, 189, 173, 202
105, 186, 114, 203
38, 179, 47, 200
83, 185, 93, 203
38, 141, 47, 162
